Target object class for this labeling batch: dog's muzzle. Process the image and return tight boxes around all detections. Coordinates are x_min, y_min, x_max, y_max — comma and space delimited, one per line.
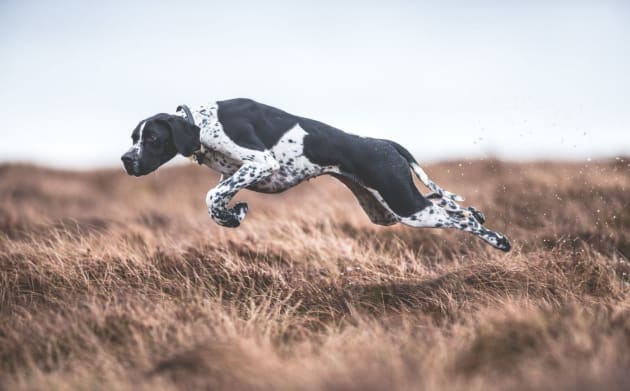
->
121, 152, 139, 175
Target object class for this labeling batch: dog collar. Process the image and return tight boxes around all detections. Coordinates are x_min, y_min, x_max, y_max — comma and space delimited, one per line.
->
176, 104, 195, 126
176, 104, 205, 164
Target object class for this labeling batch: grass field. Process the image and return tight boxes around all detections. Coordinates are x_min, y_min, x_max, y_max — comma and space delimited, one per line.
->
1, 158, 629, 390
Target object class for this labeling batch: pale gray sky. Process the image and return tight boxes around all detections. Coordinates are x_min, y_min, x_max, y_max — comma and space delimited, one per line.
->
1, 0, 628, 168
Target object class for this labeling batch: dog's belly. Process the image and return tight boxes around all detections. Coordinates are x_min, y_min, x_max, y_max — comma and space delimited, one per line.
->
248, 124, 338, 193
246, 164, 319, 193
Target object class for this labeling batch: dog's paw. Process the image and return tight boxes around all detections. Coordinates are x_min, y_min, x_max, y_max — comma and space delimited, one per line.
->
231, 202, 249, 222
468, 206, 486, 224
495, 233, 511, 252
481, 230, 511, 252
210, 206, 245, 228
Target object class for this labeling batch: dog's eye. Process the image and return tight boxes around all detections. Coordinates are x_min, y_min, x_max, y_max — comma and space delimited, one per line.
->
147, 135, 158, 143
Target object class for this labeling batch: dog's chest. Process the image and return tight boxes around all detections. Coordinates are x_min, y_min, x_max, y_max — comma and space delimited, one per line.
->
199, 150, 241, 176
194, 103, 247, 176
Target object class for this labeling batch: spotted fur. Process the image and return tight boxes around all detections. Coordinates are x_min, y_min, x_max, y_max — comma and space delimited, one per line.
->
122, 98, 511, 251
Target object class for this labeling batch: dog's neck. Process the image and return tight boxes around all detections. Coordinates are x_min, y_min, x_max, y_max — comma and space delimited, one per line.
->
175, 102, 221, 164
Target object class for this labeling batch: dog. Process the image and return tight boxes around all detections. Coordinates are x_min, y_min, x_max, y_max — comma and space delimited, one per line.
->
121, 98, 511, 251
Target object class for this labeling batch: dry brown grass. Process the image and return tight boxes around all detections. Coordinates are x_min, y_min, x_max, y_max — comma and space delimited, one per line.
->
1, 158, 629, 390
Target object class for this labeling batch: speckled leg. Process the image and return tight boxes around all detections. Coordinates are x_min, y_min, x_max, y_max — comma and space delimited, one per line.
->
205, 154, 279, 227
400, 199, 510, 252
431, 196, 486, 225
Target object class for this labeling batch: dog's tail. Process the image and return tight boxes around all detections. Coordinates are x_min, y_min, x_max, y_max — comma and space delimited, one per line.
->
387, 140, 464, 202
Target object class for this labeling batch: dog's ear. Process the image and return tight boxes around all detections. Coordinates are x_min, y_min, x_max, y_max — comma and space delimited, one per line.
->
167, 116, 200, 157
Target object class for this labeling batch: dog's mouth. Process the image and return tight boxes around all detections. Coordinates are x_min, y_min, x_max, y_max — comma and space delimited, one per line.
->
124, 161, 154, 177
123, 160, 141, 176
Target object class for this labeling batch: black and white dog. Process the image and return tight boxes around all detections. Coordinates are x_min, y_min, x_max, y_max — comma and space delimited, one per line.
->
121, 98, 511, 251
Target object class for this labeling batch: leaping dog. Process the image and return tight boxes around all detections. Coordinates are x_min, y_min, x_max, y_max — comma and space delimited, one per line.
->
121, 98, 511, 251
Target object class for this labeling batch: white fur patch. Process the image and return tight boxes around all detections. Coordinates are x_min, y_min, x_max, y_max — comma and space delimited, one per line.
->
131, 121, 146, 153
138, 121, 147, 138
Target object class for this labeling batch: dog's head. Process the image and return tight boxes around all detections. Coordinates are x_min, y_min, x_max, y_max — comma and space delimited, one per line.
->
121, 113, 200, 176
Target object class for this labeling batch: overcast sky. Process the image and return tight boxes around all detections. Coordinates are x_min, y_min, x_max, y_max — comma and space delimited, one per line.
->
1, 0, 628, 168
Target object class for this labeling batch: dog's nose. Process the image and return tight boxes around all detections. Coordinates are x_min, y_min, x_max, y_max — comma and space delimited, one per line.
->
121, 154, 134, 165
121, 153, 137, 175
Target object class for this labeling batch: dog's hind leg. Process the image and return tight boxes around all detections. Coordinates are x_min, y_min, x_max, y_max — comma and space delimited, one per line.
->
333, 174, 400, 226
385, 140, 464, 202
400, 201, 510, 251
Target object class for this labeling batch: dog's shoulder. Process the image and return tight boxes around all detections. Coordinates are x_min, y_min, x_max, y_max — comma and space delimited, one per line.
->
215, 98, 300, 150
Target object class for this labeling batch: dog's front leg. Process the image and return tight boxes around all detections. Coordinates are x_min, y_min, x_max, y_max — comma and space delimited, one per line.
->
205, 152, 279, 227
